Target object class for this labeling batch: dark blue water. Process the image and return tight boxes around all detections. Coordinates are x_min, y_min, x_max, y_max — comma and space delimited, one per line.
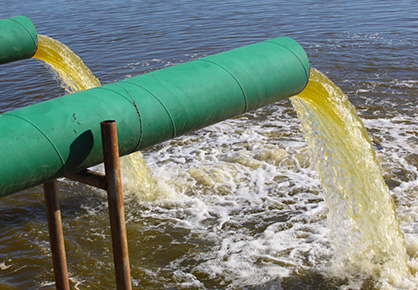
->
0, 1, 416, 289
1, 0, 416, 112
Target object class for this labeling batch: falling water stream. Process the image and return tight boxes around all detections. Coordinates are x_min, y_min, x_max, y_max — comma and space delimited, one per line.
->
292, 69, 413, 286
18, 34, 417, 289
33, 35, 101, 94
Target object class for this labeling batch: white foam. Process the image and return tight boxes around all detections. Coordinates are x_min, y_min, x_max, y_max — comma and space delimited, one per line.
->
115, 102, 343, 287
112, 68, 418, 288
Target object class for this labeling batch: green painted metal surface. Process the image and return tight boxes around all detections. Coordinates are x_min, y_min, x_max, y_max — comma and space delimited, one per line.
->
0, 36, 309, 197
0, 16, 37, 64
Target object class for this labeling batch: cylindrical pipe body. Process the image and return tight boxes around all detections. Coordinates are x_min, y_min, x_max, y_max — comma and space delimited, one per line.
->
0, 37, 309, 197
0, 16, 37, 64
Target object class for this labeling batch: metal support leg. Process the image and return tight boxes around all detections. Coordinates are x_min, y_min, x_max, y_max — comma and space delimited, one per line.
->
101, 120, 132, 290
44, 180, 70, 290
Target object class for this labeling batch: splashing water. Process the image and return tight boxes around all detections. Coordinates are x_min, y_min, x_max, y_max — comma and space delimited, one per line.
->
33, 35, 159, 200
292, 68, 411, 286
33, 35, 415, 288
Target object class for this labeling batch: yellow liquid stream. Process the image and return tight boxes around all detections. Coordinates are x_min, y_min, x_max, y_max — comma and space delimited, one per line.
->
33, 35, 413, 285
33, 34, 159, 201
292, 68, 411, 284
33, 35, 101, 93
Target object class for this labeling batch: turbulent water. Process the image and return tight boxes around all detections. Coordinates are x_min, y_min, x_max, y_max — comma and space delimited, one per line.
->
8, 34, 416, 289
292, 69, 416, 288
0, 1, 416, 289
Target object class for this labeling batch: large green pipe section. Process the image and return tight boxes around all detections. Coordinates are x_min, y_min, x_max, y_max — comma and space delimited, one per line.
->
0, 16, 37, 64
0, 35, 309, 197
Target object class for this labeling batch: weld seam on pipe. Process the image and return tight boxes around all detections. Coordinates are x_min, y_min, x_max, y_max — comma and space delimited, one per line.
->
96, 87, 135, 106
9, 18, 38, 53
96, 86, 144, 149
4, 113, 66, 167
0, 36, 310, 197
121, 80, 177, 138
117, 86, 143, 150
265, 40, 310, 81
196, 59, 249, 112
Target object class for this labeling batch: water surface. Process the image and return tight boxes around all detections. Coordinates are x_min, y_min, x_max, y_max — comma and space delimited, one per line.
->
0, 1, 416, 289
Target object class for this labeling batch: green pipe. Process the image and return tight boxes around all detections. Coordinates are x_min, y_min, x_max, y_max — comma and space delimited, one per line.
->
0, 16, 37, 64
0, 36, 309, 197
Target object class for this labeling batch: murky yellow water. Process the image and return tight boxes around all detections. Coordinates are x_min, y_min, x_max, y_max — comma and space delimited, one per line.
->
292, 69, 417, 288
1, 32, 416, 289
33, 35, 100, 93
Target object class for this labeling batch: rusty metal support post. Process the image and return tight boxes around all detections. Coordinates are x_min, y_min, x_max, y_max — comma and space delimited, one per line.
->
65, 169, 107, 190
100, 120, 132, 290
43, 180, 70, 290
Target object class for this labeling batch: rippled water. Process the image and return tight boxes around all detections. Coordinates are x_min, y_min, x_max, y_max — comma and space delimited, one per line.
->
0, 1, 417, 289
